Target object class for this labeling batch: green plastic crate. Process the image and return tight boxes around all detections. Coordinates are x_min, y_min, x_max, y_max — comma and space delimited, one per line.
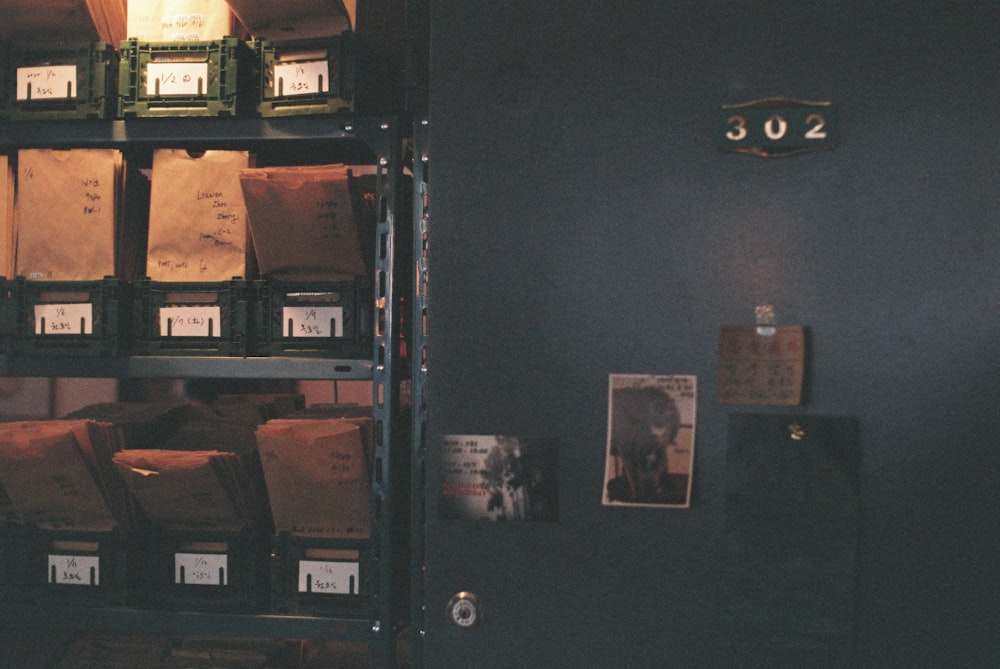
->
11, 277, 126, 356
118, 37, 257, 118
130, 278, 249, 356
255, 33, 359, 117
6, 42, 118, 121
251, 277, 372, 358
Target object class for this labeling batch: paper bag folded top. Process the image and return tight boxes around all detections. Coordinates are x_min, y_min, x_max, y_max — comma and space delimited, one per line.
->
225, 0, 355, 40
239, 163, 373, 281
127, 0, 237, 42
255, 417, 371, 538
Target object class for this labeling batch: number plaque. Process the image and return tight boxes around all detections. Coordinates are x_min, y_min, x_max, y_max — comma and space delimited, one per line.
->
719, 98, 837, 157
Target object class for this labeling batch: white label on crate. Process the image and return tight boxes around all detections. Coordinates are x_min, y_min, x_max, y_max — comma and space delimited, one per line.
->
145, 62, 209, 96
17, 65, 77, 100
159, 306, 221, 337
298, 560, 358, 594
175, 552, 227, 586
274, 61, 330, 96
34, 303, 93, 335
48, 554, 100, 586
283, 306, 343, 338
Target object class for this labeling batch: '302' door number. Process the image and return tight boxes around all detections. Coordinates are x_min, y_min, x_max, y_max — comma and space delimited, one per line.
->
719, 99, 837, 157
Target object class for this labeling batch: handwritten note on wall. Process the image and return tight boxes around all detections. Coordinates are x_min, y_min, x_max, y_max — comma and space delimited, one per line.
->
15, 148, 121, 281
146, 149, 250, 282
718, 325, 805, 405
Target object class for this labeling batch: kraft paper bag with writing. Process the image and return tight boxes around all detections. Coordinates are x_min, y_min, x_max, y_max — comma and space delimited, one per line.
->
239, 164, 372, 281
127, 0, 235, 41
0, 155, 13, 277
147, 149, 251, 282
15, 148, 121, 280
113, 449, 246, 530
0, 426, 118, 530
256, 418, 370, 538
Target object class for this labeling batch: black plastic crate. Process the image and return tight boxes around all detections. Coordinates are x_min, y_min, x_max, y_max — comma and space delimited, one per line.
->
5, 526, 144, 607
145, 527, 269, 613
131, 278, 249, 356
251, 278, 371, 358
118, 37, 257, 118
268, 533, 367, 615
5, 42, 118, 121
11, 277, 126, 356
255, 33, 363, 118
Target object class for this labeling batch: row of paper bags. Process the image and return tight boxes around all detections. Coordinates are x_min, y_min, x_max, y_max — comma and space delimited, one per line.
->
0, 148, 372, 283
0, 400, 372, 539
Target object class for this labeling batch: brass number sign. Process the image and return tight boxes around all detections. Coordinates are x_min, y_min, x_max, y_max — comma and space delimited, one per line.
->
719, 98, 837, 157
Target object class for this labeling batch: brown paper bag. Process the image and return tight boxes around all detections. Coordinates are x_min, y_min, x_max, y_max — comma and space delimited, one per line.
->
147, 149, 251, 282
15, 148, 121, 280
113, 449, 246, 530
0, 424, 118, 530
239, 164, 371, 281
127, 0, 236, 41
256, 418, 370, 538
0, 156, 13, 278
225, 0, 354, 39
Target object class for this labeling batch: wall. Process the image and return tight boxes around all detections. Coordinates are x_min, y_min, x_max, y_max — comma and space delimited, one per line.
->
423, 1, 998, 667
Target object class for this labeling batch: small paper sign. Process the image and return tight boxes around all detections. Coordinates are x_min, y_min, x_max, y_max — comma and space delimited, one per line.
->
48, 554, 100, 586
146, 62, 208, 96
283, 306, 343, 338
718, 325, 805, 405
274, 60, 330, 96
298, 560, 358, 594
17, 65, 77, 100
159, 306, 221, 337
175, 552, 227, 586
35, 303, 93, 335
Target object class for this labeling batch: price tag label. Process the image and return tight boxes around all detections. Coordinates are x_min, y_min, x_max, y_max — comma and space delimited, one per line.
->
175, 552, 227, 586
283, 306, 343, 338
298, 560, 359, 594
160, 306, 221, 337
35, 303, 93, 335
274, 60, 330, 96
146, 62, 209, 96
17, 65, 77, 100
48, 554, 100, 586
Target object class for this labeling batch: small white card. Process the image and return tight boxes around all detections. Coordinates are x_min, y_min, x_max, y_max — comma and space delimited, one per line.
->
160, 306, 221, 337
298, 560, 358, 594
35, 303, 93, 335
274, 60, 330, 96
48, 554, 100, 586
283, 305, 343, 338
146, 62, 209, 96
175, 552, 227, 586
17, 65, 77, 100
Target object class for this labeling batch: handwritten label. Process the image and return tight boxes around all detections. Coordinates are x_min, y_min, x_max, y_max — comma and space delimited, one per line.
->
48, 554, 100, 586
175, 552, 227, 586
283, 306, 343, 338
17, 65, 77, 100
34, 303, 93, 335
717, 325, 805, 405
159, 306, 221, 337
146, 62, 208, 96
274, 61, 330, 96
298, 560, 358, 594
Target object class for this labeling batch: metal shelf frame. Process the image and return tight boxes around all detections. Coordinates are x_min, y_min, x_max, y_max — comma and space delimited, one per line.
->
0, 115, 410, 668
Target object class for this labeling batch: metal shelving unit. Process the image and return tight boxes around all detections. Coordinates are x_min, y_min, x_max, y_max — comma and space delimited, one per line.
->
0, 115, 411, 667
